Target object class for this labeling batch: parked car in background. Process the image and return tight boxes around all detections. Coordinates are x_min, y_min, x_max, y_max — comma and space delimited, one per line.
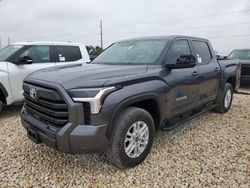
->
228, 49, 250, 82
0, 41, 90, 112
21, 36, 241, 168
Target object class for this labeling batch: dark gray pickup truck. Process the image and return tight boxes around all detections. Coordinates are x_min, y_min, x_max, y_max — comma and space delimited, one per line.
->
228, 49, 250, 82
21, 36, 241, 168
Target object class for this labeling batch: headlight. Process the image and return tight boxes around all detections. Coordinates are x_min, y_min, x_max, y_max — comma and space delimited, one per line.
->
68, 87, 117, 114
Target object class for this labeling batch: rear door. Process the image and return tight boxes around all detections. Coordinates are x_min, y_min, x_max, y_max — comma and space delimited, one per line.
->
191, 40, 220, 105
164, 39, 200, 119
8, 45, 55, 102
53, 45, 83, 66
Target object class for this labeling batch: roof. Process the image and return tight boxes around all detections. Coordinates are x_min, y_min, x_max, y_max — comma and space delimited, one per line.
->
117, 35, 208, 42
12, 41, 85, 46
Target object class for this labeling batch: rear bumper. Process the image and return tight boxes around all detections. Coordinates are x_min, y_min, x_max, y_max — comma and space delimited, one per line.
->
21, 106, 109, 153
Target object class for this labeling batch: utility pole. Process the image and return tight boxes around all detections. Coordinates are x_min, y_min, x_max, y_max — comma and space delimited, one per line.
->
8, 36, 10, 45
100, 20, 103, 49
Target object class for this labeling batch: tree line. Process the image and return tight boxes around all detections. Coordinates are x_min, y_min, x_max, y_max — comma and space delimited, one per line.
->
86, 45, 103, 60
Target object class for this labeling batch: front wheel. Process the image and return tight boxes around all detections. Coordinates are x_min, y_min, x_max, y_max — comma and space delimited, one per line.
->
214, 83, 233, 113
107, 107, 155, 169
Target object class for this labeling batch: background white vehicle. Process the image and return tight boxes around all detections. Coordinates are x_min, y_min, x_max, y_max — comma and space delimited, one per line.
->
0, 41, 90, 112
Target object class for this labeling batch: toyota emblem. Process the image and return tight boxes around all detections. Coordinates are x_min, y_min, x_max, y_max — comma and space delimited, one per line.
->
30, 88, 37, 99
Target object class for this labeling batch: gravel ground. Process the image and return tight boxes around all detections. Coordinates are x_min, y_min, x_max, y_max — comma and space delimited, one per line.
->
0, 91, 250, 187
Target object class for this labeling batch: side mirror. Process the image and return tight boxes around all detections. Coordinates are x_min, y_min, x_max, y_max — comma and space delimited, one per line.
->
166, 54, 196, 69
19, 56, 33, 65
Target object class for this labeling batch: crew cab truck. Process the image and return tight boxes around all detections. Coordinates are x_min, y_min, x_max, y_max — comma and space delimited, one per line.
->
227, 49, 250, 82
21, 36, 241, 169
0, 42, 90, 112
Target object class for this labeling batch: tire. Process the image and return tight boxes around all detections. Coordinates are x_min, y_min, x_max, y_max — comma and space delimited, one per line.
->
107, 107, 155, 169
214, 83, 233, 113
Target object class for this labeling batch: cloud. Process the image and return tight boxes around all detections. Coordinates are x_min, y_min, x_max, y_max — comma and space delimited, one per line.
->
0, 0, 249, 54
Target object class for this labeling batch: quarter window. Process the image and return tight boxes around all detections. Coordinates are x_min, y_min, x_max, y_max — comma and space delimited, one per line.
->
54, 46, 82, 62
168, 40, 191, 63
192, 41, 212, 64
20, 46, 50, 63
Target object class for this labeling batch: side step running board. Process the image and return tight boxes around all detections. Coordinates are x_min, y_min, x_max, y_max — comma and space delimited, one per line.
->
162, 103, 217, 131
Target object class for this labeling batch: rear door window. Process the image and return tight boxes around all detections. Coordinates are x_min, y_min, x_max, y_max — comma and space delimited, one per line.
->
54, 46, 82, 62
192, 41, 212, 64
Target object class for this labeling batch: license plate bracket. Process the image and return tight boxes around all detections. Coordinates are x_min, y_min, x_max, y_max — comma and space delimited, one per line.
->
27, 126, 41, 144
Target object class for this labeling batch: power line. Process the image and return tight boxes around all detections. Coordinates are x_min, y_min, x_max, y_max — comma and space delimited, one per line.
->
208, 34, 250, 39
104, 9, 250, 28
39, 25, 98, 38
104, 21, 250, 37
13, 25, 99, 41
11, 9, 250, 42
104, 1, 229, 21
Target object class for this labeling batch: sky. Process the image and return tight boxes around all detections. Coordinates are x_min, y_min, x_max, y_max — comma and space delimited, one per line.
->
0, 0, 250, 55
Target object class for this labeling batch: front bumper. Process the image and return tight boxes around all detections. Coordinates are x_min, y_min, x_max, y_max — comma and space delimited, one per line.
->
21, 107, 109, 153
20, 78, 110, 154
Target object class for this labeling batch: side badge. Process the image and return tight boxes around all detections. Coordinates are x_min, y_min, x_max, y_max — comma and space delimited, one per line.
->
176, 91, 187, 101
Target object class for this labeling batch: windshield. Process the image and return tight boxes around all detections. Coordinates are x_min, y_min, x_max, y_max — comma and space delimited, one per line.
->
0, 45, 23, 61
92, 40, 167, 65
228, 50, 250, 60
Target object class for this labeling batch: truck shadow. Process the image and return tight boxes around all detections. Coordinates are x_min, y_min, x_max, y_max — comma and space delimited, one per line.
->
0, 105, 22, 120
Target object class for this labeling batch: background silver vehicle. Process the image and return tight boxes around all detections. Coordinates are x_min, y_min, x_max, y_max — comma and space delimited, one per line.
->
228, 49, 250, 82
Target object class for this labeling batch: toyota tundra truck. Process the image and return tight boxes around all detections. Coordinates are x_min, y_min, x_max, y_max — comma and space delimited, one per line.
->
21, 36, 241, 169
0, 41, 90, 112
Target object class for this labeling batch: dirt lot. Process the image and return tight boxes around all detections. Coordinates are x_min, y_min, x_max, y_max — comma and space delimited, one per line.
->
0, 89, 249, 187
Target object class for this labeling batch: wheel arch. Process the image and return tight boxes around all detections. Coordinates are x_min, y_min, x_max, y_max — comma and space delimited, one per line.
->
106, 93, 163, 140
0, 82, 8, 104
226, 76, 236, 90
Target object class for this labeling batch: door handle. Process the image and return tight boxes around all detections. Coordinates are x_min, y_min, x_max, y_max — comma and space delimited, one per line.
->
214, 67, 220, 72
192, 71, 199, 76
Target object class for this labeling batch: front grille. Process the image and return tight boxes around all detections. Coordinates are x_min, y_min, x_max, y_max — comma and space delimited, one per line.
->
23, 82, 68, 127
241, 64, 250, 76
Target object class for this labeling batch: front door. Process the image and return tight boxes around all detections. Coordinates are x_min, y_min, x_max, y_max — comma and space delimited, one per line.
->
164, 39, 200, 119
8, 45, 55, 102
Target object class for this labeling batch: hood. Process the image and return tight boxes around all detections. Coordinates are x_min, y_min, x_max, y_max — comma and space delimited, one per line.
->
27, 63, 149, 90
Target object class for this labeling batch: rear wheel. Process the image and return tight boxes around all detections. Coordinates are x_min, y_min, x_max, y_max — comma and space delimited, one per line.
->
214, 83, 233, 113
107, 107, 155, 169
